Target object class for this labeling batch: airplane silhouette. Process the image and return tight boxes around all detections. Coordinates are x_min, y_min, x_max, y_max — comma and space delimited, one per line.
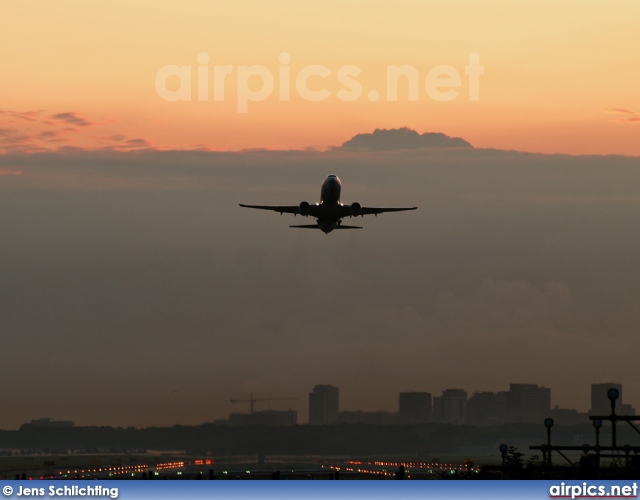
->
240, 175, 417, 234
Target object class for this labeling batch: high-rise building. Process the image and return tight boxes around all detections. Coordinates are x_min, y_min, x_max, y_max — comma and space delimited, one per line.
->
309, 385, 339, 425
398, 392, 432, 424
507, 384, 550, 424
467, 391, 509, 426
433, 389, 468, 424
495, 391, 510, 421
550, 407, 588, 426
590, 383, 635, 416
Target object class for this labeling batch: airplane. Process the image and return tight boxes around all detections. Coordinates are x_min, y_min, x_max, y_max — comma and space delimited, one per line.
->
239, 174, 417, 234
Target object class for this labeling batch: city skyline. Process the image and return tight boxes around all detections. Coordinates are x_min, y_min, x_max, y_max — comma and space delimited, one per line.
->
14, 381, 635, 431
228, 381, 635, 427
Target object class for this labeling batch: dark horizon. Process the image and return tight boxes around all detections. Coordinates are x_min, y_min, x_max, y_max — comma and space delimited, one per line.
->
10, 379, 633, 431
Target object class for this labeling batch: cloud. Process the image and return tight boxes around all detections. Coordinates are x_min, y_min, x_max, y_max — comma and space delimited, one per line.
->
107, 134, 127, 142
0, 109, 156, 153
611, 108, 635, 114
36, 130, 68, 143
0, 125, 69, 153
0, 109, 45, 122
125, 138, 150, 147
99, 135, 153, 151
339, 127, 473, 151
0, 109, 87, 153
50, 112, 93, 127
0, 127, 23, 140
0, 127, 42, 153
608, 108, 640, 123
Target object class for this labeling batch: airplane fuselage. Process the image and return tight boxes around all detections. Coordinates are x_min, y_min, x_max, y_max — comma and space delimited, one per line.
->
316, 175, 345, 233
320, 174, 341, 204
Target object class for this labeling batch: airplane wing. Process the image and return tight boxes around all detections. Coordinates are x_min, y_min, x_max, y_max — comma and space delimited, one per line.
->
239, 203, 299, 214
239, 203, 321, 217
339, 205, 418, 217
240, 202, 416, 217
361, 206, 417, 216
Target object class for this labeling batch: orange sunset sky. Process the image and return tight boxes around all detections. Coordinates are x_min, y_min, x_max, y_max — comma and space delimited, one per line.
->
1, 1, 639, 155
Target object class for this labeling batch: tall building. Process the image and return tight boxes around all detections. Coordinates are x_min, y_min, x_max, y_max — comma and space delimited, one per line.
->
398, 392, 432, 424
550, 407, 588, 426
433, 389, 468, 424
507, 384, 550, 424
309, 385, 339, 425
590, 383, 635, 416
467, 391, 508, 426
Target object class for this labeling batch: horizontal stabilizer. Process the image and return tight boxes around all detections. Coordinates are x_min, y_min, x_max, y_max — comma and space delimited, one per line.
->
289, 224, 363, 230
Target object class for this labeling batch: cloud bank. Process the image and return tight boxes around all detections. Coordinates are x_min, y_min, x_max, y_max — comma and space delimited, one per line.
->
339, 127, 473, 151
0, 144, 639, 428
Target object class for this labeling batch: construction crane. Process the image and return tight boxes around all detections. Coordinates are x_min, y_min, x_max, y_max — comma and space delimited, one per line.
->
229, 393, 299, 413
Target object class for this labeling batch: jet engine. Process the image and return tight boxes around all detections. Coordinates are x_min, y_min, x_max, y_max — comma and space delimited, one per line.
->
299, 201, 310, 216
350, 202, 362, 216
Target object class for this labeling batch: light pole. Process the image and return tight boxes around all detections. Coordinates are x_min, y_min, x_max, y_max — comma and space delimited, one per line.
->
607, 388, 619, 449
544, 418, 554, 467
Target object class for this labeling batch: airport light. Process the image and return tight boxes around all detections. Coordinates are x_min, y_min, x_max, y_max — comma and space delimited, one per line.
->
608, 387, 619, 447
499, 443, 508, 467
545, 418, 554, 467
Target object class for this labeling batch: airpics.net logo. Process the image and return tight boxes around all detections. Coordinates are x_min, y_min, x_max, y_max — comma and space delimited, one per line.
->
549, 482, 638, 499
154, 52, 484, 112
